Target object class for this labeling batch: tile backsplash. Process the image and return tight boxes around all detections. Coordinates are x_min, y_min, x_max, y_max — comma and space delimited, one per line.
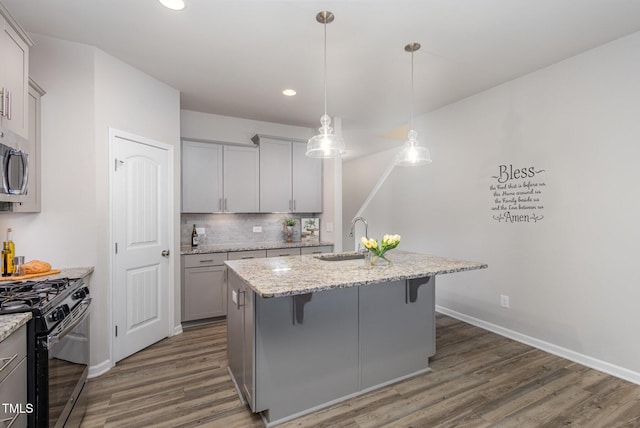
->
181, 213, 313, 246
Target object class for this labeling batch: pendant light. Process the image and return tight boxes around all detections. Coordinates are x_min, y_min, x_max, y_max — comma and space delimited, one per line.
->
396, 43, 432, 166
306, 11, 346, 159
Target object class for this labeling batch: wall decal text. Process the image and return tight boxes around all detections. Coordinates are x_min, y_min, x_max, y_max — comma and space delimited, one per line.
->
490, 164, 547, 223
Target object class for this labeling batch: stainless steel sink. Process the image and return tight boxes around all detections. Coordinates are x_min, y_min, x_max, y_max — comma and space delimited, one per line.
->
316, 252, 365, 261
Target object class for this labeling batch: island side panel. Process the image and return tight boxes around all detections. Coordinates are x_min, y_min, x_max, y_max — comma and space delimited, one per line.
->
359, 276, 436, 390
255, 287, 360, 423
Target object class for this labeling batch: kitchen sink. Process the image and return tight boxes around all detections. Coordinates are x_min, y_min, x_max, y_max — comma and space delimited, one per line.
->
316, 252, 365, 261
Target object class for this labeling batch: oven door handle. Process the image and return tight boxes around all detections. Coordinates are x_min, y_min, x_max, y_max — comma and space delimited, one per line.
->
46, 297, 92, 350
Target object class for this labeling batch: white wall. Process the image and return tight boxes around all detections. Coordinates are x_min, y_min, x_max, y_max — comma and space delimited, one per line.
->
0, 34, 181, 370
344, 31, 640, 382
181, 109, 312, 144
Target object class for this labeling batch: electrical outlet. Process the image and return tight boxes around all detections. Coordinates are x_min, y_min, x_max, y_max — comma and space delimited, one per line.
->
253, 226, 262, 233
500, 295, 510, 308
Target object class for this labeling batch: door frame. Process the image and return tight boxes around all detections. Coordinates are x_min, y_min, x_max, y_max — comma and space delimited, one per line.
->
108, 127, 176, 368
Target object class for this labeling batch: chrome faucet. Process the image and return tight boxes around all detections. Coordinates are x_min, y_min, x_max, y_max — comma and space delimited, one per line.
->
349, 216, 369, 250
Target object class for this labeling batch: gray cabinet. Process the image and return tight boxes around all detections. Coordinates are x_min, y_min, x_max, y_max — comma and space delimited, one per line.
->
181, 253, 228, 322
181, 141, 223, 213
228, 249, 267, 260
0, 8, 31, 139
259, 137, 291, 212
300, 245, 333, 255
0, 324, 27, 428
258, 137, 323, 213
292, 142, 322, 213
223, 145, 259, 212
227, 271, 256, 410
13, 78, 44, 213
181, 141, 259, 213
266, 248, 301, 258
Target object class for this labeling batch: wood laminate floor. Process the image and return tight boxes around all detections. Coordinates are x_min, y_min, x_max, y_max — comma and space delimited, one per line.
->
80, 315, 640, 427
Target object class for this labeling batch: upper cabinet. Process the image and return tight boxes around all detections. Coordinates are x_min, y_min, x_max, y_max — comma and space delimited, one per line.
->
258, 136, 322, 213
13, 78, 44, 213
181, 141, 259, 213
0, 5, 32, 139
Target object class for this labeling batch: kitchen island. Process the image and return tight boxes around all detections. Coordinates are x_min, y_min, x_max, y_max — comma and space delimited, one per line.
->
225, 251, 487, 426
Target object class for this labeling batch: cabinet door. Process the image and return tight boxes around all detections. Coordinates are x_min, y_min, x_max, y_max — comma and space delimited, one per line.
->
182, 265, 227, 321
0, 16, 29, 139
13, 80, 42, 213
266, 248, 301, 258
292, 142, 322, 213
259, 138, 292, 212
223, 145, 259, 213
182, 141, 223, 213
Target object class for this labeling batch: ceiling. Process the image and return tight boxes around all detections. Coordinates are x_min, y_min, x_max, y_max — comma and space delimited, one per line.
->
4, 0, 640, 159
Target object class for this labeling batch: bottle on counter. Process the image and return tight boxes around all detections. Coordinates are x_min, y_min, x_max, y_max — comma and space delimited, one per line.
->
191, 224, 199, 247
6, 228, 15, 259
2, 241, 14, 276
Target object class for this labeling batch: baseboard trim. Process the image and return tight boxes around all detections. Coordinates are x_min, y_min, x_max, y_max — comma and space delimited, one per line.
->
436, 305, 640, 386
88, 359, 111, 379
173, 324, 183, 336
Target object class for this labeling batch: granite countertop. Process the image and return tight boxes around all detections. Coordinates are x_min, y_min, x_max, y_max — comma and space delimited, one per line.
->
225, 250, 487, 298
0, 267, 95, 342
0, 312, 31, 342
181, 241, 334, 255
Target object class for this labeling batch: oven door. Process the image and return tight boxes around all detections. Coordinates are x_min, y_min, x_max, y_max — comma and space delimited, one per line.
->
36, 298, 91, 428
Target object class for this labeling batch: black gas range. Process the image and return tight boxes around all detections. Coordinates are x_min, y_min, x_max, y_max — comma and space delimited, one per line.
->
0, 277, 91, 427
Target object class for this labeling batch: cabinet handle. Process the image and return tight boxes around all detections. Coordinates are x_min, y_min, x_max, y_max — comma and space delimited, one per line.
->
236, 290, 245, 309
6, 90, 11, 120
0, 88, 6, 118
0, 354, 18, 374
293, 200, 296, 211
224, 198, 228, 211
199, 259, 214, 263
241, 256, 254, 259
289, 200, 292, 211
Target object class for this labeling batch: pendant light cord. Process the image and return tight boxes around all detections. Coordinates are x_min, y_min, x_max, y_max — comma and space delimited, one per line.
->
410, 49, 414, 130
323, 18, 328, 118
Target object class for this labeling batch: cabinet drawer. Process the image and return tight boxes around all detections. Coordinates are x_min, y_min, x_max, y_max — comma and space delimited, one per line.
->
300, 245, 334, 255
0, 324, 26, 384
184, 252, 228, 268
228, 250, 267, 260
267, 248, 301, 258
0, 356, 27, 428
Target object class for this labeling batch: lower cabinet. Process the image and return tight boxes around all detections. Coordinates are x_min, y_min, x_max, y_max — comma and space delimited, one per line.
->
266, 248, 300, 257
0, 325, 27, 428
181, 253, 228, 322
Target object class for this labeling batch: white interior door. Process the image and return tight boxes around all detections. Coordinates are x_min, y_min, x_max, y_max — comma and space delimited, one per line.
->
111, 130, 171, 363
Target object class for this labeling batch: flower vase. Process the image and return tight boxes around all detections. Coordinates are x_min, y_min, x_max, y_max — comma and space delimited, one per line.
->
285, 226, 294, 242
367, 251, 392, 267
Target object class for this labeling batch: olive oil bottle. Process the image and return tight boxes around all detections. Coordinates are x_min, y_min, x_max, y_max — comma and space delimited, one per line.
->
2, 241, 14, 276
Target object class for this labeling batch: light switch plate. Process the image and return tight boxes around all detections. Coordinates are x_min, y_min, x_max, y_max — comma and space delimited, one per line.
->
326, 222, 333, 232
196, 227, 205, 235
253, 226, 262, 233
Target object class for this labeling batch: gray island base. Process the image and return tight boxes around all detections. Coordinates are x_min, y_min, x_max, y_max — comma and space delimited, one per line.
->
225, 251, 487, 426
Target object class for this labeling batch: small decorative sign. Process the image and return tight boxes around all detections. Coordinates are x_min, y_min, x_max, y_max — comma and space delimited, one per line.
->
301, 218, 320, 243
490, 164, 547, 223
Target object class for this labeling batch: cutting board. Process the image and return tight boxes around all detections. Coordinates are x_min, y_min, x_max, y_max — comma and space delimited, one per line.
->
0, 270, 62, 281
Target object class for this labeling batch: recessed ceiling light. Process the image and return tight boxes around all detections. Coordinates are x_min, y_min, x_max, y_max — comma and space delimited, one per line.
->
282, 89, 297, 97
159, 0, 185, 11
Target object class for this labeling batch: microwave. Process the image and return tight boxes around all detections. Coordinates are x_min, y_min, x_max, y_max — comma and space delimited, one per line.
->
0, 126, 29, 202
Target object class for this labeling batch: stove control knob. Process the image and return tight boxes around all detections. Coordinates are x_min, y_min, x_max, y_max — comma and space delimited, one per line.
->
61, 304, 70, 316
49, 307, 66, 322
73, 289, 86, 300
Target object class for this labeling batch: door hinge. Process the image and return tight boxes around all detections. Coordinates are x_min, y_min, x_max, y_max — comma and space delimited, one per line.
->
115, 325, 118, 337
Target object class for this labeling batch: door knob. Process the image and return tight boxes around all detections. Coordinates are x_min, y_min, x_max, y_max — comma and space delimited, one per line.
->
161, 250, 170, 257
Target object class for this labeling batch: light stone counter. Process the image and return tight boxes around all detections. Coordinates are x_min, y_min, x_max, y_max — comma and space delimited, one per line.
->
225, 250, 487, 298
0, 312, 31, 343
0, 267, 94, 342
181, 241, 333, 255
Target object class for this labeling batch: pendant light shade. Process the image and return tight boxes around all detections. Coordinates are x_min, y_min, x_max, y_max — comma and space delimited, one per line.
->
395, 43, 432, 166
307, 11, 345, 159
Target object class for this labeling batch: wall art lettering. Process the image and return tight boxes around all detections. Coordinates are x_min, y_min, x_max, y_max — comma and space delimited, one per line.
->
490, 164, 547, 223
